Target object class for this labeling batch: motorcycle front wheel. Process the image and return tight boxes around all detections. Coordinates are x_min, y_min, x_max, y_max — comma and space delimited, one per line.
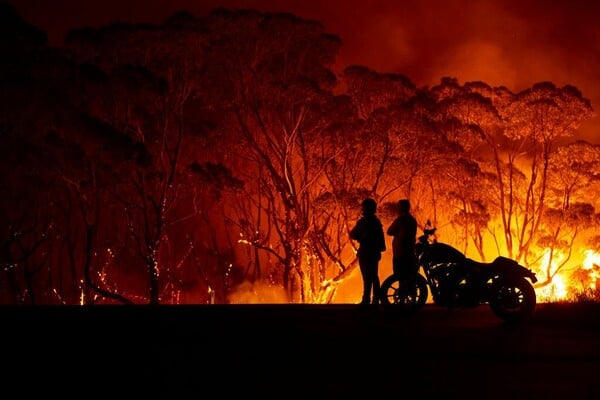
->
488, 277, 536, 323
380, 273, 428, 314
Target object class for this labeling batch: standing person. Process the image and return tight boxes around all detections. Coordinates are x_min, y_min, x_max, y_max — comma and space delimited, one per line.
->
387, 199, 418, 280
350, 198, 387, 306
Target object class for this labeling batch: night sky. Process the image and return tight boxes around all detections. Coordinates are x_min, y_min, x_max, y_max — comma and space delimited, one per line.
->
6, 0, 600, 144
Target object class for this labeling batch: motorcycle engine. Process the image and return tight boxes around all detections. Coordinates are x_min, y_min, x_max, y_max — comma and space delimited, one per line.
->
429, 262, 479, 307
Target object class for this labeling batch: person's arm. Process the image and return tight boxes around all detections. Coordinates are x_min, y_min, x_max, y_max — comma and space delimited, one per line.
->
378, 225, 386, 252
387, 218, 398, 236
350, 218, 364, 240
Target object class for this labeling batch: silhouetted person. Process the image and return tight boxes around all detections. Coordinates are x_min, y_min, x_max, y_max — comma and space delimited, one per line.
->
350, 198, 386, 306
387, 199, 418, 280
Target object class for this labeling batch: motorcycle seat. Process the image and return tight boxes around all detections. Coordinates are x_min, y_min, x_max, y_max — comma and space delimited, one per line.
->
466, 256, 517, 272
465, 258, 492, 272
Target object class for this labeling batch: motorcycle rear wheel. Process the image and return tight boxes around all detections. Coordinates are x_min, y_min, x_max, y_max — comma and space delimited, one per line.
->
380, 273, 428, 314
488, 277, 536, 323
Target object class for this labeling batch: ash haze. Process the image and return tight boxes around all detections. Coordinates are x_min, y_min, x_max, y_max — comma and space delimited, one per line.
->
7, 0, 600, 142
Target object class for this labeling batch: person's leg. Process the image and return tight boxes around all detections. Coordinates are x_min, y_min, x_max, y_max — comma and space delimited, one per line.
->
362, 257, 379, 304
359, 259, 370, 304
393, 258, 410, 301
392, 258, 401, 277
372, 260, 381, 304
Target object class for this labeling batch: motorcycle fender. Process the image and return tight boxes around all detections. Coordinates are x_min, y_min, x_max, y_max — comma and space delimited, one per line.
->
493, 256, 537, 283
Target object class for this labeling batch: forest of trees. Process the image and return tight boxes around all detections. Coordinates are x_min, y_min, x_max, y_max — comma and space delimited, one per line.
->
2, 4, 599, 305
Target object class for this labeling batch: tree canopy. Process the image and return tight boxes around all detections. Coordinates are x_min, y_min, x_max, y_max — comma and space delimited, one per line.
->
1, 4, 598, 304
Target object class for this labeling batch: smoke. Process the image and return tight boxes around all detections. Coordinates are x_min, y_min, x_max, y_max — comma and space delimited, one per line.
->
8, 0, 600, 143
227, 280, 290, 304
328, 0, 600, 142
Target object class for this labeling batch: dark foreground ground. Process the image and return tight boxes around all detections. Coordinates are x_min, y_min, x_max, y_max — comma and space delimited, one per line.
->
2, 302, 600, 398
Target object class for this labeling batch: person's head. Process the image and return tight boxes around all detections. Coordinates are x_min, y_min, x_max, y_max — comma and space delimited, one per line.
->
398, 199, 411, 214
361, 198, 377, 216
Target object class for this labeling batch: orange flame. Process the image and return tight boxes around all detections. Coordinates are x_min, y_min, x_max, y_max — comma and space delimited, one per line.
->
582, 249, 600, 291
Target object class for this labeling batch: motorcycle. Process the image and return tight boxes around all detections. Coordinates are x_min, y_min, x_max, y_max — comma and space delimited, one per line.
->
379, 221, 538, 323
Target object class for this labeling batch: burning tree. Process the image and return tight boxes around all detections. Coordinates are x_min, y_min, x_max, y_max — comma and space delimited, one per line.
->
503, 83, 595, 266
428, 78, 504, 259
3, 3, 600, 304
203, 9, 354, 302
64, 12, 232, 304
533, 141, 600, 290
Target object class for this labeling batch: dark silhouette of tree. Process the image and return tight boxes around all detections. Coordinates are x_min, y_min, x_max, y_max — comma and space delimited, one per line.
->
204, 9, 354, 302
0, 4, 77, 304
343, 65, 416, 119
66, 14, 219, 304
187, 161, 244, 303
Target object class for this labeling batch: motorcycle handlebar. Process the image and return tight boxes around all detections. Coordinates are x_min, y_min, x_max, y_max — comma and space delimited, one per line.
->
423, 220, 436, 236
